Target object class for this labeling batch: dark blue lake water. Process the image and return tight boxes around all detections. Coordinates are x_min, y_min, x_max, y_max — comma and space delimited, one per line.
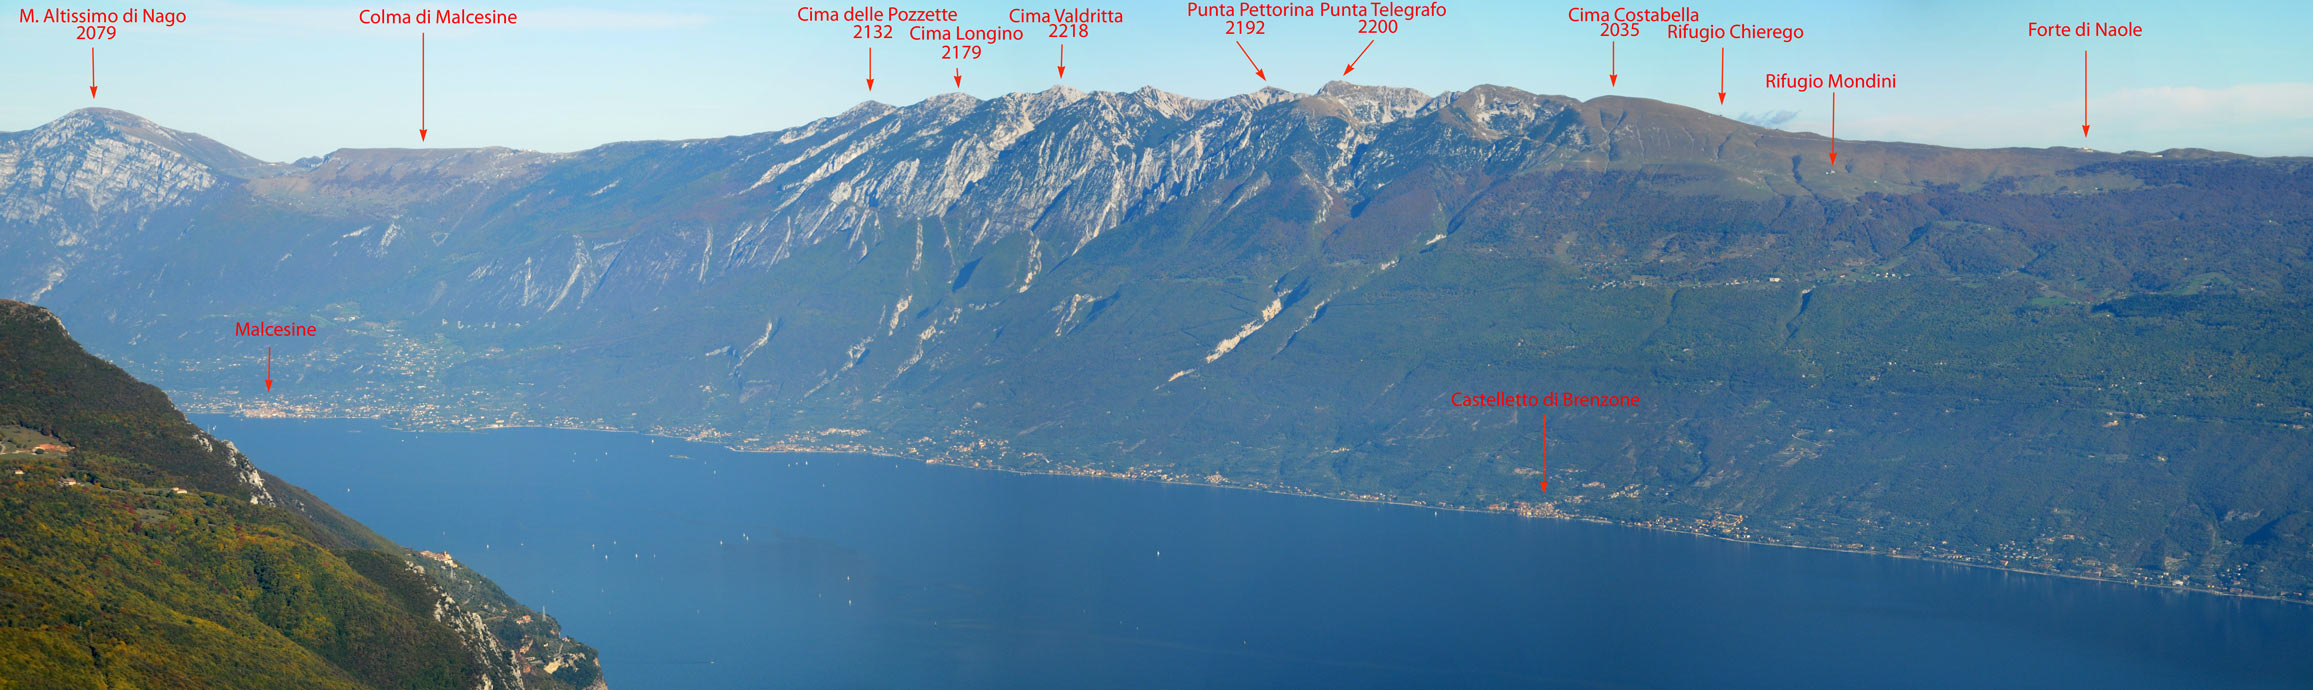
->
196, 416, 2313, 689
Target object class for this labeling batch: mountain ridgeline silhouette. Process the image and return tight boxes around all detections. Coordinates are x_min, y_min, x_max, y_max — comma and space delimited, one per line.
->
5, 83, 2310, 599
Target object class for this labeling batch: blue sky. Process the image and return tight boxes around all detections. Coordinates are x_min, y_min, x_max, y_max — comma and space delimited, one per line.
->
3, 0, 2306, 160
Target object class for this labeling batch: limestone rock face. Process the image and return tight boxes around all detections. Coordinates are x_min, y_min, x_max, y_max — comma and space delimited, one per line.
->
6, 86, 2308, 602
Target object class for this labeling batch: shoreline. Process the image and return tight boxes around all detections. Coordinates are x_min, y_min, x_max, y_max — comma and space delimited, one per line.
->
927, 460, 2308, 607
195, 410, 2306, 607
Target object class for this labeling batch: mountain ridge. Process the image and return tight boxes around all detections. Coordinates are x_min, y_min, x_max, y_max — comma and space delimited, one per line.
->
6, 82, 2310, 602
18, 82, 2256, 176
0, 299, 607, 689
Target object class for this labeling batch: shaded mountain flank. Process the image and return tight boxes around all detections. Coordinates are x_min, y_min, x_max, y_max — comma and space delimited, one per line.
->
4, 84, 2310, 599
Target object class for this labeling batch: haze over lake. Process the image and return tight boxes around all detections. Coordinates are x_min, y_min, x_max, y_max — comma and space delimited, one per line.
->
200, 416, 2313, 690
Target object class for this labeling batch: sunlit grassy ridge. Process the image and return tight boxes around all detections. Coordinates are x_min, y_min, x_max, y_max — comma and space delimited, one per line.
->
0, 301, 603, 689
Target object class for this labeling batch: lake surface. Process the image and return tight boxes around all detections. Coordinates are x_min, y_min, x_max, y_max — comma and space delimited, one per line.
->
197, 416, 2313, 689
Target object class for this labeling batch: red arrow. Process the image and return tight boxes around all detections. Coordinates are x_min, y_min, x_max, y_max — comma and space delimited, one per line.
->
265, 347, 272, 391
953, 68, 961, 88
866, 47, 875, 90
88, 47, 97, 97
418, 33, 428, 141
1609, 41, 1617, 86
1344, 39, 1372, 75
1717, 47, 1725, 104
1237, 40, 1265, 81
1057, 44, 1065, 79
2081, 50, 2090, 136
1828, 92, 1838, 165
1538, 413, 1549, 493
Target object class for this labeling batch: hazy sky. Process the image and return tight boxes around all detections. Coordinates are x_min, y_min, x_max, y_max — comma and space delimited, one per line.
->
3, 0, 2306, 161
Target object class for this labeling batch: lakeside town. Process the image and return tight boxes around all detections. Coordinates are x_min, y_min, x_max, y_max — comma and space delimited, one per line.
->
164, 385, 2300, 604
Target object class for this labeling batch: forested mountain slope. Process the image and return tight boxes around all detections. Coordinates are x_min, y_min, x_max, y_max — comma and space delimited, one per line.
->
6, 83, 2310, 599
0, 300, 605, 689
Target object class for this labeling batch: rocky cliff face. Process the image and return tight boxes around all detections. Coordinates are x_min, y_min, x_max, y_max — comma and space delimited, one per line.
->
409, 549, 608, 690
0, 109, 278, 300
0, 84, 2143, 324
6, 85, 2311, 601
0, 108, 266, 220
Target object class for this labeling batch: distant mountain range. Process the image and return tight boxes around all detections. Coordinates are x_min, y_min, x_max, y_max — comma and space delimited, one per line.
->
4, 82, 2309, 599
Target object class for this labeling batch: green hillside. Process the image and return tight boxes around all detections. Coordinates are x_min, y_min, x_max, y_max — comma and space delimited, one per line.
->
0, 300, 603, 689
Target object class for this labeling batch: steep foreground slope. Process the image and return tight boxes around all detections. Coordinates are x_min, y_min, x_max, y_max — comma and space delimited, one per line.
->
7, 83, 2312, 599
0, 301, 603, 689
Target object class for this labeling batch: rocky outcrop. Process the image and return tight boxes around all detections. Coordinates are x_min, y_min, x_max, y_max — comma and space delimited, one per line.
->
408, 550, 608, 690
7, 86, 2309, 603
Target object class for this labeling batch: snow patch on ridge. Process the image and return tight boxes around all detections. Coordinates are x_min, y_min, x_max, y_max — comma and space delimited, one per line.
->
27, 266, 65, 302
1054, 293, 1099, 336
1204, 295, 1286, 364
889, 294, 912, 334
698, 227, 715, 282
733, 316, 780, 373
1017, 235, 1043, 293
